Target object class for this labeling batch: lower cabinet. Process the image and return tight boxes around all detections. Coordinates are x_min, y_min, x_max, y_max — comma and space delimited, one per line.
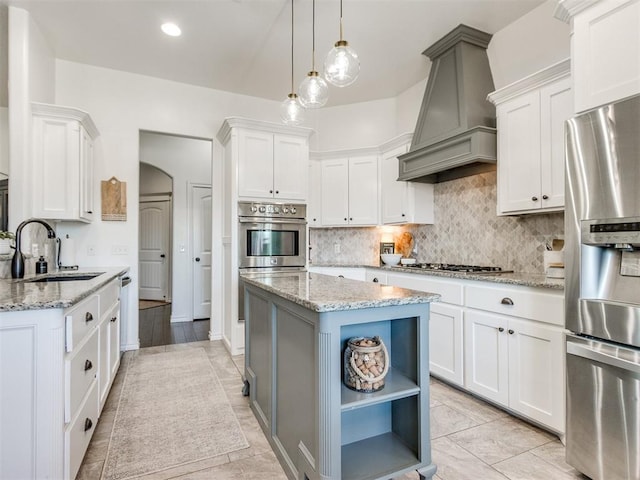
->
429, 303, 464, 387
0, 276, 122, 480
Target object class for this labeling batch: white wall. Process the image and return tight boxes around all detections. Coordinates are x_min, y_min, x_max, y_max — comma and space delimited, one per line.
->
487, 0, 570, 89
140, 162, 172, 195
0, 107, 8, 178
54, 59, 283, 349
138, 131, 212, 323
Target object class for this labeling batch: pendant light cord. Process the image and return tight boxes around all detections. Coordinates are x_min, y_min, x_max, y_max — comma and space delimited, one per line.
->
339, 0, 343, 41
290, 0, 294, 92
311, 0, 316, 71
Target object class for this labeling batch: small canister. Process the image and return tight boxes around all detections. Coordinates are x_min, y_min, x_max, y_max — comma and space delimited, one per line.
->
36, 256, 48, 274
343, 336, 389, 393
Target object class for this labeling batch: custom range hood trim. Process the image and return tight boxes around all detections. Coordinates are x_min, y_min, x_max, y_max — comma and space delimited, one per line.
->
399, 24, 497, 183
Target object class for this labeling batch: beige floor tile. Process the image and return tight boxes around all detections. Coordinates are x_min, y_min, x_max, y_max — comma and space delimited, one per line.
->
431, 437, 509, 480
430, 404, 481, 438
171, 451, 287, 479
136, 453, 232, 480
448, 416, 555, 465
429, 381, 508, 424
493, 451, 585, 480
530, 440, 583, 475
75, 460, 104, 480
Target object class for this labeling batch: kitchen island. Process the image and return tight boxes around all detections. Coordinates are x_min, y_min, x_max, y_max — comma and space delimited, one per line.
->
241, 271, 440, 480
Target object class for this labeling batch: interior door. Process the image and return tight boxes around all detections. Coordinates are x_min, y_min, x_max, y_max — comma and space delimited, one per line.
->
192, 185, 212, 319
139, 199, 171, 301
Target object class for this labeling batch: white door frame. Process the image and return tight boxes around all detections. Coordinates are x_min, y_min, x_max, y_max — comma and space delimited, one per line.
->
188, 182, 212, 321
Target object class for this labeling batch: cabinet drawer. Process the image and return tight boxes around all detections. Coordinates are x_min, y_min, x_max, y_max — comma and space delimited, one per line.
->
65, 328, 99, 423
65, 380, 99, 480
65, 294, 99, 352
465, 284, 563, 326
387, 273, 463, 305
100, 280, 120, 316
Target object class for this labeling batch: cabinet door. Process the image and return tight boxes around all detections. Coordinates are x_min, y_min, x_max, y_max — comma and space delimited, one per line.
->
348, 155, 378, 226
79, 126, 95, 222
108, 305, 120, 381
507, 318, 564, 432
308, 160, 322, 227
238, 130, 274, 198
497, 91, 542, 214
381, 146, 408, 224
539, 77, 572, 210
320, 159, 349, 226
98, 316, 110, 409
32, 116, 80, 220
274, 134, 308, 201
464, 310, 509, 406
430, 303, 464, 386
573, 0, 640, 112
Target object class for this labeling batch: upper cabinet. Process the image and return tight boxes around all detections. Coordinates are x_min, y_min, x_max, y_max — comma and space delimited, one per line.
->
488, 60, 573, 215
320, 153, 378, 227
307, 160, 322, 227
556, 0, 640, 112
31, 103, 99, 222
218, 118, 313, 203
380, 134, 434, 225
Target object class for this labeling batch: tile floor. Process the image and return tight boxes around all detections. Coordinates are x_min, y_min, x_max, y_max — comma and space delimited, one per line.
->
78, 341, 588, 480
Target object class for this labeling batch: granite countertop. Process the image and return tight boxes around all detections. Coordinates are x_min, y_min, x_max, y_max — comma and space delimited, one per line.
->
311, 263, 565, 290
241, 271, 440, 313
0, 267, 130, 312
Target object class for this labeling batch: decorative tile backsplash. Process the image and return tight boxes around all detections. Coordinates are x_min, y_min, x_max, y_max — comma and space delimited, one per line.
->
310, 171, 564, 274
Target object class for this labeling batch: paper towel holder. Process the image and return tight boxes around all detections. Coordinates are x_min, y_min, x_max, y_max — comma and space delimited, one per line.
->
57, 235, 79, 270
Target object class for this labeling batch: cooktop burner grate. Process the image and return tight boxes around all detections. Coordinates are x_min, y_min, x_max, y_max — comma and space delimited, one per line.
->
402, 263, 512, 274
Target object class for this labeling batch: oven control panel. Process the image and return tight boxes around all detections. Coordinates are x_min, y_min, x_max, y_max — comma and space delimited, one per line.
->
238, 201, 306, 219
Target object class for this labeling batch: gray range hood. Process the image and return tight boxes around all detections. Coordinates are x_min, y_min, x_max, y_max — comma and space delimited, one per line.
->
398, 25, 497, 183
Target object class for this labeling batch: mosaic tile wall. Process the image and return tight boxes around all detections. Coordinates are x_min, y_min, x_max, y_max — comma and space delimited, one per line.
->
309, 171, 565, 274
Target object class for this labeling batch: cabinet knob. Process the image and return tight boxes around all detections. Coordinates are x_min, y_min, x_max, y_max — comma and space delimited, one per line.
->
338, 275, 345, 278
160, 254, 166, 258
110, 316, 117, 323
84, 359, 93, 371
501, 297, 514, 306
498, 327, 504, 332
269, 190, 273, 194
344, 218, 348, 222
313, 218, 317, 222
372, 278, 379, 283
542, 194, 549, 200
275, 190, 279, 194
401, 213, 406, 217
85, 312, 93, 323
195, 257, 201, 262
349, 217, 353, 221
84, 418, 93, 432
87, 210, 93, 214
508, 329, 515, 335
532, 196, 538, 202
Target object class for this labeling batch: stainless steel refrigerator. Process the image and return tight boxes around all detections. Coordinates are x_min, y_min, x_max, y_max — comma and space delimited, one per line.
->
565, 93, 640, 480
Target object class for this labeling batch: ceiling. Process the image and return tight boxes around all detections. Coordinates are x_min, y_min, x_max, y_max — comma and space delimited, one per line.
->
7, 0, 545, 107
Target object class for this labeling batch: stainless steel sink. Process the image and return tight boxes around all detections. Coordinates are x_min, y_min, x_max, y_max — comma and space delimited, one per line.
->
26, 273, 103, 283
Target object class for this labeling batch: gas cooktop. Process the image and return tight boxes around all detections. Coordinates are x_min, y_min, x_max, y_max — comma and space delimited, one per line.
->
402, 263, 512, 274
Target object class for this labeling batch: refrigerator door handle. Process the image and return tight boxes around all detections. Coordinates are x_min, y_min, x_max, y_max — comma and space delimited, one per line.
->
567, 338, 640, 374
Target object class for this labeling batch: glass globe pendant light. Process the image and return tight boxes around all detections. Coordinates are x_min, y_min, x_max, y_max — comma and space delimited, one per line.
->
324, 0, 359, 87
280, 0, 305, 125
298, 0, 329, 108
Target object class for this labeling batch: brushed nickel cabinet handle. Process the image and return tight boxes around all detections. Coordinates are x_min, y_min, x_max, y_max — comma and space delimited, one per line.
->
532, 196, 538, 202
542, 194, 549, 200
84, 418, 93, 432
508, 329, 515, 335
498, 327, 504, 332
501, 297, 514, 306
84, 359, 93, 371
85, 312, 94, 323
372, 278, 379, 283
110, 316, 117, 323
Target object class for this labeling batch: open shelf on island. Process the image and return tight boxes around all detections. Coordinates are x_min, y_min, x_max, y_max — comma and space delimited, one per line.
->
341, 368, 420, 411
341, 432, 421, 480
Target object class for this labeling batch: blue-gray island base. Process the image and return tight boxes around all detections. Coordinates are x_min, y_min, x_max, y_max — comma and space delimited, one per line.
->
241, 271, 440, 480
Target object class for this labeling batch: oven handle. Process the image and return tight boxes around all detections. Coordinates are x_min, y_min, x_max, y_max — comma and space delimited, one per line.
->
238, 217, 306, 224
567, 336, 640, 374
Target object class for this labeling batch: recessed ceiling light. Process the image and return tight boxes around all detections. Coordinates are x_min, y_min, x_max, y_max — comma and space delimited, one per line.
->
161, 23, 181, 37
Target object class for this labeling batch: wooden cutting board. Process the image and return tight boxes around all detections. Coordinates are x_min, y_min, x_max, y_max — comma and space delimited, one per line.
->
395, 232, 414, 258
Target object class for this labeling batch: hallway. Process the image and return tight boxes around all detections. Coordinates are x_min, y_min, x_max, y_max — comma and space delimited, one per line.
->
138, 303, 209, 347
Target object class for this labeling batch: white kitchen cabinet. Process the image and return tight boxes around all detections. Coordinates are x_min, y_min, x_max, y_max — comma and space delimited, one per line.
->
380, 135, 434, 225
321, 154, 378, 226
489, 60, 572, 215
31, 103, 99, 222
309, 266, 366, 281
558, 0, 640, 112
307, 159, 322, 227
464, 283, 565, 432
237, 128, 309, 201
97, 280, 121, 410
0, 276, 123, 480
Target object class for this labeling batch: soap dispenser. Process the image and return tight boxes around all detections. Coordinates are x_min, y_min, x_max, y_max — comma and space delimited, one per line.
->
36, 256, 48, 274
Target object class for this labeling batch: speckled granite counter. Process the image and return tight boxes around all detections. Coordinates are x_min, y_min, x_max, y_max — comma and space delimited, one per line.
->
0, 267, 129, 312
241, 270, 440, 312
312, 263, 564, 290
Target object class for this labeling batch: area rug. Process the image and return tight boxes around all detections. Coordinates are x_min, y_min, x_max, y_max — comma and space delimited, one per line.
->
101, 348, 249, 480
138, 300, 170, 310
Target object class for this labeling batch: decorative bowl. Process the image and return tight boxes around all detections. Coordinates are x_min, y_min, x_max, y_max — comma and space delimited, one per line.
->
380, 253, 402, 266
400, 258, 417, 265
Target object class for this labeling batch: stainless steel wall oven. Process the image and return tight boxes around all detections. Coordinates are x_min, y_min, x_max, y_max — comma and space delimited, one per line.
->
565, 94, 640, 480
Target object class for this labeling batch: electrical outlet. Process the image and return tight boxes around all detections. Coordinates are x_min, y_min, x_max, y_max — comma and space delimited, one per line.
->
87, 245, 96, 256
334, 243, 341, 254
112, 245, 128, 255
